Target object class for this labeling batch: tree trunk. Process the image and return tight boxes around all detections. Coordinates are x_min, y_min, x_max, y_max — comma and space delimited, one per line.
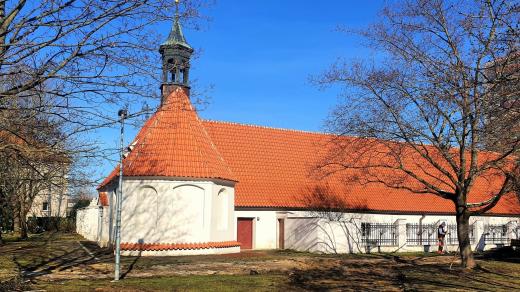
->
18, 209, 27, 239
456, 207, 476, 269
0, 198, 4, 244
0, 213, 3, 244
13, 209, 20, 233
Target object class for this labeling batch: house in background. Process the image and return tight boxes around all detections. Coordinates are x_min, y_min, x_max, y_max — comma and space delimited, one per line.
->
77, 11, 520, 256
0, 130, 70, 224
28, 191, 69, 218
27, 158, 70, 219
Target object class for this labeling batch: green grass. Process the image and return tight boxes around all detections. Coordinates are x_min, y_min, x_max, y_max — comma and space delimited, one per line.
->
0, 254, 17, 281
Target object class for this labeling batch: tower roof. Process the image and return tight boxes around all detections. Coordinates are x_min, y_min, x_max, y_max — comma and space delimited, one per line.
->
161, 5, 191, 50
99, 87, 236, 186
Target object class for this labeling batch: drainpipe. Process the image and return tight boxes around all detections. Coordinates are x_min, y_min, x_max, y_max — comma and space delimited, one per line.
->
419, 214, 426, 245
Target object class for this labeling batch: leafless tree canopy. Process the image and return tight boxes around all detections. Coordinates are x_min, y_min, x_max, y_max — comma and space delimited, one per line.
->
0, 0, 210, 241
316, 0, 519, 268
0, 0, 209, 131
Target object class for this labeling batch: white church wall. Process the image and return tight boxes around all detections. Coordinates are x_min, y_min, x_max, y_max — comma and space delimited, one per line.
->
209, 185, 236, 242
120, 179, 212, 244
241, 209, 520, 254
285, 217, 321, 252
92, 178, 519, 256
99, 178, 237, 250
235, 210, 278, 249
97, 206, 111, 247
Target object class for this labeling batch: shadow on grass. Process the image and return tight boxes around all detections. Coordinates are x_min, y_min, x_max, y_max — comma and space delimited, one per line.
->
475, 246, 520, 264
287, 249, 520, 291
120, 250, 142, 279
6, 234, 115, 280
3, 233, 520, 291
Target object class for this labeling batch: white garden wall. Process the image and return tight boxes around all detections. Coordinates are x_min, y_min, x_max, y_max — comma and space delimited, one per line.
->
283, 211, 520, 253
235, 209, 519, 254
76, 198, 111, 247
76, 205, 101, 242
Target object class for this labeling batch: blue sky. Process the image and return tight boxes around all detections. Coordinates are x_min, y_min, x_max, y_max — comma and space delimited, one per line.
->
94, 0, 386, 183
191, 0, 385, 130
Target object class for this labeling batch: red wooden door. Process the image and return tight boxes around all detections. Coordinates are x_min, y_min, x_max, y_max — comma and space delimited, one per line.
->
237, 218, 253, 249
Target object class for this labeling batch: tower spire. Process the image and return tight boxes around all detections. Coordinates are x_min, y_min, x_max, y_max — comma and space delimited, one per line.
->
159, 0, 193, 98
163, 0, 191, 49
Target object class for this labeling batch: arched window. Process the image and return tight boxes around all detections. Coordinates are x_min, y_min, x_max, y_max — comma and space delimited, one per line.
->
180, 68, 185, 84
158, 184, 205, 242
167, 59, 175, 82
217, 189, 229, 230
133, 186, 158, 240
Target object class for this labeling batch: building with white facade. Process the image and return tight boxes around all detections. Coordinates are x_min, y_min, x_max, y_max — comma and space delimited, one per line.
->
28, 191, 69, 218
77, 11, 520, 256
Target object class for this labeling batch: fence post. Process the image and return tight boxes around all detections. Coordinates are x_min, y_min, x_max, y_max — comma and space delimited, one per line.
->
506, 221, 518, 244
473, 219, 485, 251
394, 219, 407, 251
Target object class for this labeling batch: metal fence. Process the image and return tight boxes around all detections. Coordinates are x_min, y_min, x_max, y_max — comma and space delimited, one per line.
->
406, 223, 474, 245
484, 224, 509, 245
406, 223, 437, 245
361, 223, 398, 246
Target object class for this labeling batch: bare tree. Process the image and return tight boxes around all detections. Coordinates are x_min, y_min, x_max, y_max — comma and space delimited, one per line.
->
0, 0, 210, 239
301, 185, 368, 254
0, 0, 210, 167
315, 0, 519, 268
0, 104, 71, 239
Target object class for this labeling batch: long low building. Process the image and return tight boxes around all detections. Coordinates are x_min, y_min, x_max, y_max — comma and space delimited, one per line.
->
77, 12, 520, 256
80, 85, 519, 256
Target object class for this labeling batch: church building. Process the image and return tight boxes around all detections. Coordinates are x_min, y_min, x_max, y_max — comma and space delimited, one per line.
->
76, 10, 520, 256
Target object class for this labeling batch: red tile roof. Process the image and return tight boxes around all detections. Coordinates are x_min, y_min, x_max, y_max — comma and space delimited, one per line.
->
99, 87, 520, 216
120, 241, 240, 251
99, 87, 235, 187
203, 121, 520, 215
98, 192, 109, 206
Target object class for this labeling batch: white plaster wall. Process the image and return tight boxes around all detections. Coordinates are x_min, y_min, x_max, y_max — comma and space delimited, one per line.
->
104, 178, 236, 246
235, 210, 278, 249
285, 218, 321, 252
97, 206, 111, 247
76, 206, 101, 242
209, 185, 236, 242
28, 192, 69, 218
240, 209, 520, 254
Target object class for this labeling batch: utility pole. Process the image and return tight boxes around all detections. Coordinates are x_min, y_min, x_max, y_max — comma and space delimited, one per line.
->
114, 108, 127, 281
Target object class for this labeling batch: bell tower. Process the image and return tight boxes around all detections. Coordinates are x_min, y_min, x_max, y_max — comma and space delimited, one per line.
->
160, 0, 193, 100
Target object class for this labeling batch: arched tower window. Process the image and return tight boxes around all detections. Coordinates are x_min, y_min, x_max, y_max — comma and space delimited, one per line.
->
217, 189, 229, 230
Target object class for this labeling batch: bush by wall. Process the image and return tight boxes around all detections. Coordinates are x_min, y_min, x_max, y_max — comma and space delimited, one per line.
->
27, 217, 76, 233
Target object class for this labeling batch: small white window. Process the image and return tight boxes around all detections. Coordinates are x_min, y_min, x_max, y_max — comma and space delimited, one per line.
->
42, 202, 49, 211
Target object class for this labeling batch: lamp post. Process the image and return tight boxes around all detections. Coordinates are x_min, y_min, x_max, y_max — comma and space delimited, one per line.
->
114, 108, 127, 281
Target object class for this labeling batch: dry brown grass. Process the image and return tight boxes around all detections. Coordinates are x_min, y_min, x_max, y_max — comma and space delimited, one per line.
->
1, 233, 519, 291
